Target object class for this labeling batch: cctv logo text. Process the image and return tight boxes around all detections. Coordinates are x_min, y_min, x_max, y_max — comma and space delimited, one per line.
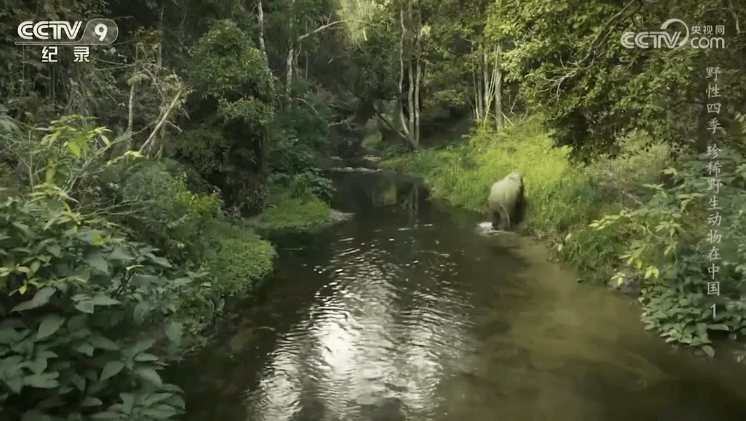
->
621, 19, 726, 49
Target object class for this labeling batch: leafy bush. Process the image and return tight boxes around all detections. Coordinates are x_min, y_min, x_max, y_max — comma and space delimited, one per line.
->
0, 188, 215, 420
178, 19, 275, 215
102, 157, 222, 265
267, 96, 335, 203
202, 219, 277, 296
582, 147, 746, 352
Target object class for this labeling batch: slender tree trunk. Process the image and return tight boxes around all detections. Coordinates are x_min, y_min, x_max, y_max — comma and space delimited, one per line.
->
483, 47, 490, 124
493, 0, 503, 129
119, 79, 136, 154
398, 3, 409, 138
414, 1, 421, 146
285, 0, 295, 99
157, 3, 164, 68
407, 49, 415, 147
474, 68, 482, 121
257, 0, 269, 67
405, 0, 415, 147
494, 43, 503, 129
285, 46, 294, 98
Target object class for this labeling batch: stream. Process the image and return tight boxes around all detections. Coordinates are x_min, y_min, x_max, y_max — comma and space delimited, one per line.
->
172, 171, 746, 421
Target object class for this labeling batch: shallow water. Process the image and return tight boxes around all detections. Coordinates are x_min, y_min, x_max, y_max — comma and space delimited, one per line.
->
173, 171, 746, 421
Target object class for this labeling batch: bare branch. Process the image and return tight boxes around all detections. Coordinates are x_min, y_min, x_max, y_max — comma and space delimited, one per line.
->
296, 19, 370, 41
138, 89, 184, 155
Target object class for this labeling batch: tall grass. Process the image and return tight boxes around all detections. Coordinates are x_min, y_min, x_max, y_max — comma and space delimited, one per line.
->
382, 114, 676, 245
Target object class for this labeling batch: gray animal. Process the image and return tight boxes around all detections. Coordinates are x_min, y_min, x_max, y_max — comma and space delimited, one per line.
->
487, 172, 525, 230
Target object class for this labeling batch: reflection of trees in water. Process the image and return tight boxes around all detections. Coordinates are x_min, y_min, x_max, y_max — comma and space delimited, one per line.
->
369, 178, 421, 225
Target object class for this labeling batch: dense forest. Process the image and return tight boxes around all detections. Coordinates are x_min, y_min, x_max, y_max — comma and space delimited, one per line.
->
1, 0, 745, 419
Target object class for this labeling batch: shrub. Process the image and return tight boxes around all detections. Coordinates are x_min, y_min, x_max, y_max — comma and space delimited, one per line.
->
582, 147, 746, 352
202, 221, 277, 296
0, 188, 214, 420
100, 157, 222, 265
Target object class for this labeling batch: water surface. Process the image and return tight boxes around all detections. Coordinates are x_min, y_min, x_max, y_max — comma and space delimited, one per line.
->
174, 171, 746, 421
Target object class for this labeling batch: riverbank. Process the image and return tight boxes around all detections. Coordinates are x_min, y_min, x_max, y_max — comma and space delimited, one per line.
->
379, 115, 746, 360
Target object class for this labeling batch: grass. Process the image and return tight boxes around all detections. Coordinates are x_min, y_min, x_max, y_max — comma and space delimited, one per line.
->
250, 189, 332, 230
381, 115, 677, 277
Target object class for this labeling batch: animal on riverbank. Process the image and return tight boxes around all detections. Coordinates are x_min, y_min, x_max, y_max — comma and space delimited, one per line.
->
487, 172, 525, 230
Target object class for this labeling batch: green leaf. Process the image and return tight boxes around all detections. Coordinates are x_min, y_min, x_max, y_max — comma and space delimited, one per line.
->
89, 295, 120, 306
67, 141, 81, 157
134, 353, 158, 362
135, 367, 162, 386
24, 372, 60, 388
144, 393, 174, 406
90, 411, 119, 419
120, 392, 136, 414
108, 247, 132, 261
81, 396, 103, 407
47, 244, 61, 257
11, 287, 56, 312
134, 301, 151, 324
88, 335, 119, 351
36, 314, 65, 340
708, 324, 729, 331
702, 345, 715, 357
74, 342, 95, 356
85, 253, 109, 273
140, 408, 180, 418
147, 253, 173, 268
21, 409, 53, 421
100, 361, 125, 381
75, 301, 95, 314
164, 321, 183, 345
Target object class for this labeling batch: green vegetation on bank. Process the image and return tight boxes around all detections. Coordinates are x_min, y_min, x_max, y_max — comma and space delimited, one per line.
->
0, 12, 335, 421
250, 190, 332, 231
383, 115, 746, 358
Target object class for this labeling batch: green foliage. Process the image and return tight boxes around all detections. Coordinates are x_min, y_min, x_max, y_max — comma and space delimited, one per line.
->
267, 97, 334, 203
0, 115, 112, 205
0, 190, 210, 420
178, 19, 276, 215
102, 158, 222, 264
252, 190, 331, 231
485, 0, 746, 155
202, 220, 277, 296
585, 148, 746, 351
187, 20, 273, 102
382, 115, 570, 213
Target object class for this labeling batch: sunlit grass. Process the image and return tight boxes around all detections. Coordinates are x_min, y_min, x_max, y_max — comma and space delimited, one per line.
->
381, 114, 676, 252
251, 189, 332, 230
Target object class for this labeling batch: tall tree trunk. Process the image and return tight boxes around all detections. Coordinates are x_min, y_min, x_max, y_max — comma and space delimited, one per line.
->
474, 69, 482, 121
285, 0, 295, 99
157, 3, 164, 68
494, 43, 503, 129
414, 0, 421, 146
406, 0, 415, 147
398, 3, 409, 138
407, 49, 415, 147
285, 46, 294, 98
257, 0, 269, 67
483, 46, 490, 124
